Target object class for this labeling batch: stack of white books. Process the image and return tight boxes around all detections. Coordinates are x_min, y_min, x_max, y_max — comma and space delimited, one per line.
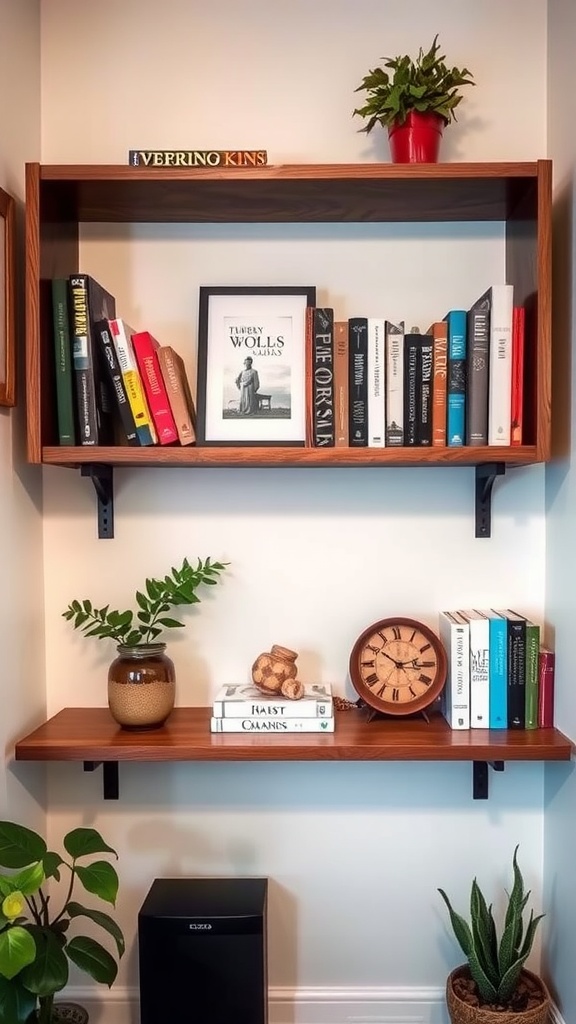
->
210, 683, 335, 733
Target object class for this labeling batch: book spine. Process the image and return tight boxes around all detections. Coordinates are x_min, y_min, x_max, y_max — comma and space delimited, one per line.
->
524, 621, 540, 729
51, 279, 76, 445
131, 331, 179, 445
537, 649, 555, 727
445, 310, 467, 446
312, 308, 335, 446
213, 699, 334, 719
210, 716, 335, 733
385, 321, 404, 446
507, 618, 526, 728
348, 318, 368, 446
488, 284, 514, 445
68, 275, 99, 445
488, 615, 507, 729
465, 299, 490, 445
439, 613, 470, 729
109, 320, 156, 445
511, 306, 525, 446
466, 615, 490, 728
416, 335, 433, 446
333, 321, 349, 447
367, 318, 386, 447
304, 305, 314, 446
430, 321, 447, 447
94, 320, 139, 445
403, 334, 419, 446
157, 347, 196, 446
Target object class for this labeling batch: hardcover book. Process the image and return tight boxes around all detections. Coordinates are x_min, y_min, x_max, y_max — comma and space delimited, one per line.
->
213, 682, 333, 719
51, 278, 76, 445
93, 319, 139, 446
511, 306, 525, 446
109, 319, 157, 446
538, 648, 555, 728
385, 320, 404, 446
493, 609, 526, 729
131, 330, 179, 445
428, 320, 448, 447
367, 317, 386, 447
348, 317, 368, 446
485, 284, 514, 445
458, 610, 490, 728
465, 291, 491, 445
522, 617, 541, 730
333, 321, 349, 447
68, 274, 116, 446
311, 307, 335, 446
439, 610, 470, 730
157, 346, 197, 446
210, 716, 335, 733
443, 309, 467, 447
477, 609, 507, 729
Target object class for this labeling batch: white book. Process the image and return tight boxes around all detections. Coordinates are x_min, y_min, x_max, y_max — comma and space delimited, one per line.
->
109, 317, 158, 443
210, 716, 335, 734
485, 284, 514, 445
367, 317, 386, 447
213, 682, 333, 718
438, 611, 470, 729
385, 320, 404, 445
458, 610, 490, 728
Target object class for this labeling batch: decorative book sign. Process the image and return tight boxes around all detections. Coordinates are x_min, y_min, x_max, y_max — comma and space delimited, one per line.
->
128, 150, 268, 168
213, 682, 333, 719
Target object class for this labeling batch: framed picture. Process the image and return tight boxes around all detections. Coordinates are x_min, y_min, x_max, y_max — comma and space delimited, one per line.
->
0, 186, 15, 407
196, 285, 316, 445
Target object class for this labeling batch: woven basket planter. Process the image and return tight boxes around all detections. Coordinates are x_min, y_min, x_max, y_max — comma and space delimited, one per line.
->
446, 966, 551, 1024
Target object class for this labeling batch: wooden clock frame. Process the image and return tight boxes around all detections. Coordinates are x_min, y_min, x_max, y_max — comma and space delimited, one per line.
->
0, 185, 15, 407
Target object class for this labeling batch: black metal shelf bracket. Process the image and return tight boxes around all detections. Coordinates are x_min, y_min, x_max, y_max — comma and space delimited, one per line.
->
81, 465, 114, 539
83, 761, 119, 799
475, 463, 506, 538
472, 759, 505, 799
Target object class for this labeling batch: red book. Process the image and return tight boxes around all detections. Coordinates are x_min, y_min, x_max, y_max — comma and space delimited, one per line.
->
537, 648, 555, 727
510, 306, 525, 446
131, 330, 179, 445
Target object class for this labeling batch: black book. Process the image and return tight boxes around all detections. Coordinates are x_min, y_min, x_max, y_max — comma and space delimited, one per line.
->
93, 319, 140, 446
416, 334, 433, 446
68, 275, 116, 445
312, 307, 335, 447
348, 317, 368, 446
403, 333, 419, 446
466, 291, 491, 445
494, 609, 526, 729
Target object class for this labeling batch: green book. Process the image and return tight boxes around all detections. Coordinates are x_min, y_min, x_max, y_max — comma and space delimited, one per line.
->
524, 619, 541, 729
51, 278, 76, 445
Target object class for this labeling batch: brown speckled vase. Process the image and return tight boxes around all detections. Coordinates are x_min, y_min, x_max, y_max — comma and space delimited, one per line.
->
108, 643, 175, 730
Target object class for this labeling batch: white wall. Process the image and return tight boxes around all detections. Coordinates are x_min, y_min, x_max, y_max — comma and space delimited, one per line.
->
0, 0, 44, 821
544, 0, 576, 1019
38, 0, 551, 1015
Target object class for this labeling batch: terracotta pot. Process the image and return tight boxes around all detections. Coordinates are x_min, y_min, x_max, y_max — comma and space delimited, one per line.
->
446, 966, 551, 1024
108, 643, 175, 730
388, 111, 445, 163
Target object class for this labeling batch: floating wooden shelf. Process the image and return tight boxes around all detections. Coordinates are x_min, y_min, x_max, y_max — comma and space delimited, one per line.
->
14, 707, 573, 801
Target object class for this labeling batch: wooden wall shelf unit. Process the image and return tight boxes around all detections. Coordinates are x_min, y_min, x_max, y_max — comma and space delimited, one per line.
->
14, 707, 572, 801
25, 161, 552, 538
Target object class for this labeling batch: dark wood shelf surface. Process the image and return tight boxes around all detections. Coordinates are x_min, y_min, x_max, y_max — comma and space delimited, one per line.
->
42, 445, 539, 470
14, 707, 573, 764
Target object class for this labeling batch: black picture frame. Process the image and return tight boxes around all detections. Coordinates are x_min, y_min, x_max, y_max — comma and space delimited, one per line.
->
196, 285, 316, 446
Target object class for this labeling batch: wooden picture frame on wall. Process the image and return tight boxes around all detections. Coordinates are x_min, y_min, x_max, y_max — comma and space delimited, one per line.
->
0, 185, 15, 407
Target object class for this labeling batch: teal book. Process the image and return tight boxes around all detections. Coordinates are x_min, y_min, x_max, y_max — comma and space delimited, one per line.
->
443, 309, 467, 446
482, 610, 507, 729
51, 279, 76, 445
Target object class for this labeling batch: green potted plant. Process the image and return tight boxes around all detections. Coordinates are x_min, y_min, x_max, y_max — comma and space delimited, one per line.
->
438, 846, 550, 1023
0, 820, 124, 1024
353, 35, 475, 162
63, 555, 227, 729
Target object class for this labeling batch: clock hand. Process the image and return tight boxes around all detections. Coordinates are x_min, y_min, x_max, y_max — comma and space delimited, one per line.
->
379, 650, 404, 669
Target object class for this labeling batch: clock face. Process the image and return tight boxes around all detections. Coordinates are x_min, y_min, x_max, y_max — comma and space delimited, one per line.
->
349, 617, 447, 716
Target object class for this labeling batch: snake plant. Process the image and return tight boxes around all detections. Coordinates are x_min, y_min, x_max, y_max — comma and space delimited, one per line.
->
438, 846, 544, 1006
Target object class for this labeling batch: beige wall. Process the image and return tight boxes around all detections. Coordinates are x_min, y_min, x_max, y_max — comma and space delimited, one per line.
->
0, 0, 44, 820
35, 1, 555, 1019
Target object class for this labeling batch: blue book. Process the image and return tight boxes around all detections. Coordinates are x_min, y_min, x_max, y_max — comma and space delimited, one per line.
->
482, 609, 508, 729
443, 309, 467, 446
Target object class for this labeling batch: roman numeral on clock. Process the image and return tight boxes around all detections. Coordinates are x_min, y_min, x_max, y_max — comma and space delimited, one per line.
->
364, 672, 379, 685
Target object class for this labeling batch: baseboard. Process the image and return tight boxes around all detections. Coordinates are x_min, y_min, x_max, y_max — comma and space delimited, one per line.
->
65, 984, 565, 1024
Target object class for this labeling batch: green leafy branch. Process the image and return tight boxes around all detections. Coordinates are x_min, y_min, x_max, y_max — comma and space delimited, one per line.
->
0, 821, 125, 1024
62, 556, 228, 647
353, 35, 475, 133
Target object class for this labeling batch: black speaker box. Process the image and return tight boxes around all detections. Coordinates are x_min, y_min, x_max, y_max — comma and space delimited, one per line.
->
138, 877, 268, 1024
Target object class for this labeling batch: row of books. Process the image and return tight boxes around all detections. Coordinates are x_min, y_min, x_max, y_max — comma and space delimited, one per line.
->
210, 683, 335, 733
52, 274, 197, 447
439, 609, 554, 731
307, 285, 524, 449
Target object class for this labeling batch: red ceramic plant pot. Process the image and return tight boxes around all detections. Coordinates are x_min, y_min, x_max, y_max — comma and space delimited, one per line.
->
388, 111, 445, 163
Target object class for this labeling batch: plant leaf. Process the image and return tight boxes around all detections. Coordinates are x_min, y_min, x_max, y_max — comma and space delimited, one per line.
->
0, 824, 46, 870
75, 862, 119, 906
66, 902, 125, 958
0, 925, 37, 980
63, 828, 117, 861
0, 974, 36, 1024
19, 927, 68, 996
10, 863, 45, 898
66, 935, 119, 987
